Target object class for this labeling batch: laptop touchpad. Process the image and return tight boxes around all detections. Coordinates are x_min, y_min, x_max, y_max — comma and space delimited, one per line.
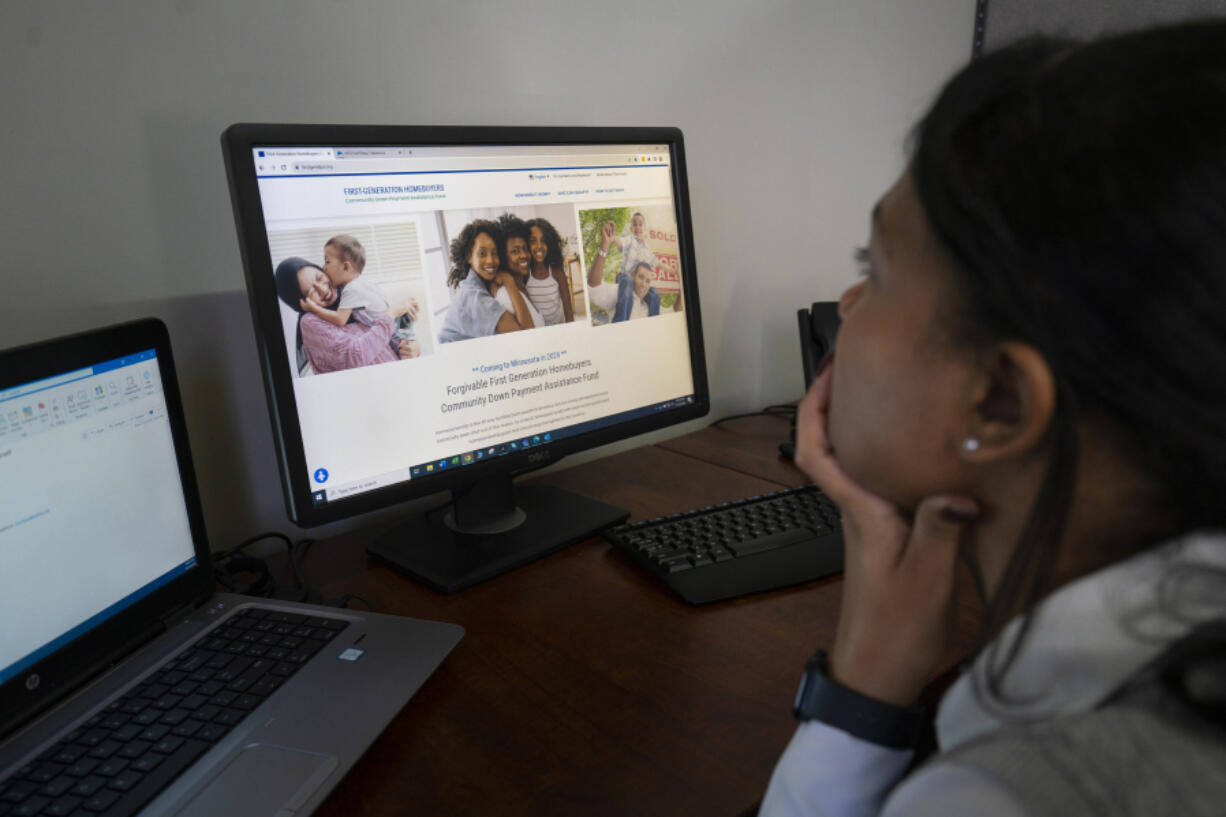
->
174, 744, 339, 817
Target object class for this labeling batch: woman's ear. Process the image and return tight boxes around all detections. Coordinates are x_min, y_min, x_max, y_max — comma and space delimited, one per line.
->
962, 341, 1055, 462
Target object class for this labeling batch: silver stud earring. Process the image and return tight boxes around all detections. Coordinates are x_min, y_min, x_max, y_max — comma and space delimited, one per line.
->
962, 438, 980, 453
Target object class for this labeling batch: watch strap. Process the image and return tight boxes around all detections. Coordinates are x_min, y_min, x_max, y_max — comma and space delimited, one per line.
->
793, 650, 924, 749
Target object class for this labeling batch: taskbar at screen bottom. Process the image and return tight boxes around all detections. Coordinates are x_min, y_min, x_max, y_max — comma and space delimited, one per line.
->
309, 394, 700, 507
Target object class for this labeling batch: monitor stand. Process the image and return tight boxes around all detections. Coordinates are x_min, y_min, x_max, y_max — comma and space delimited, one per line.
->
365, 474, 628, 593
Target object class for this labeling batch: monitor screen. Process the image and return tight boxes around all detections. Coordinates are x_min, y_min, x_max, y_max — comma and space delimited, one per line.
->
223, 125, 709, 590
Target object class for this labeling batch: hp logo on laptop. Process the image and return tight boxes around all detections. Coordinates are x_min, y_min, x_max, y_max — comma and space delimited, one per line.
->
25, 673, 40, 691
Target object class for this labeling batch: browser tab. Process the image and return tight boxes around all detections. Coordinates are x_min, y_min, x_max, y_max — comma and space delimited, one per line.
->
254, 148, 335, 159
334, 147, 404, 158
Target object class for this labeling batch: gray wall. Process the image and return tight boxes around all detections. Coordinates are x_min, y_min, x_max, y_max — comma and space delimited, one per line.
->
982, 0, 1226, 51
0, 0, 975, 548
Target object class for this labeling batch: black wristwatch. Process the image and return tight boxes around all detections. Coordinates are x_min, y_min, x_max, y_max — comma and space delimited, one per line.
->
792, 649, 924, 749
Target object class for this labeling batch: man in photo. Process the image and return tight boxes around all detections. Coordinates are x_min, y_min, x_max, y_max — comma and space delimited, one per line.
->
587, 222, 680, 322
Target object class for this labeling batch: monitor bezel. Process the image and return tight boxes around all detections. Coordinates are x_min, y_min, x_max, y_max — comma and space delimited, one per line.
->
222, 124, 709, 528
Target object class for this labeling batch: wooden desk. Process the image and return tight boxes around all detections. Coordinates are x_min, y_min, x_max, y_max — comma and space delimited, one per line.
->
296, 415, 980, 817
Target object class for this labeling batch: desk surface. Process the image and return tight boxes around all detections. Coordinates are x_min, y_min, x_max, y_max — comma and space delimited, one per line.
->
295, 415, 981, 817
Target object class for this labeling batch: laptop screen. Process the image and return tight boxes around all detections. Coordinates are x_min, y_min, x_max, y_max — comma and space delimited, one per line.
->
0, 349, 197, 685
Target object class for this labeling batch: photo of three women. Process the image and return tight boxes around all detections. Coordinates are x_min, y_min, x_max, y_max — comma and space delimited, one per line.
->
438, 212, 579, 344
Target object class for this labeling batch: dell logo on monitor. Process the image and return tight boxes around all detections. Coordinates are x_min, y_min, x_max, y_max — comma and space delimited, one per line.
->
25, 673, 40, 691
527, 451, 551, 465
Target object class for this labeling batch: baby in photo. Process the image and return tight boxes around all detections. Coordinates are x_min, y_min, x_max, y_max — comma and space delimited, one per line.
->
301, 234, 418, 347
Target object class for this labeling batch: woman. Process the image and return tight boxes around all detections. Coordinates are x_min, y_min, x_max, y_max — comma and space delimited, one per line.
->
525, 216, 575, 325
762, 22, 1226, 817
494, 213, 545, 330
273, 257, 419, 374
438, 220, 535, 343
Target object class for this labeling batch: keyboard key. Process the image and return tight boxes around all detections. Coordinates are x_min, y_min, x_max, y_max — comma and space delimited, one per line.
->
233, 695, 261, 711
11, 797, 50, 817
77, 729, 109, 748
113, 724, 143, 743
129, 755, 163, 775
43, 795, 84, 816
158, 709, 190, 726
138, 725, 170, 742
117, 741, 151, 760
196, 681, 224, 697
81, 789, 121, 812
152, 737, 184, 755
93, 759, 128, 778
209, 691, 237, 708
132, 710, 160, 726
1, 781, 37, 803
142, 684, 169, 700
64, 758, 99, 778
87, 741, 122, 760
106, 770, 144, 792
213, 708, 244, 726
727, 527, 816, 557
172, 672, 201, 691
69, 776, 107, 797
287, 640, 326, 664
26, 764, 65, 784
205, 653, 233, 669
37, 778, 74, 798
195, 723, 230, 743
172, 720, 204, 738
249, 678, 280, 697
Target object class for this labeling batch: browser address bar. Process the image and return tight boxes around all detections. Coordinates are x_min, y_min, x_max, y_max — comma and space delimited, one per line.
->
275, 154, 656, 175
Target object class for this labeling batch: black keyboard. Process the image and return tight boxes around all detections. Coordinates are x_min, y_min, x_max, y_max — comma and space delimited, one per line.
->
0, 608, 346, 817
605, 483, 844, 604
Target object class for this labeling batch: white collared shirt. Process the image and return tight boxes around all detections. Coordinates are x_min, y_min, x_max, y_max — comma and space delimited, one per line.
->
760, 532, 1226, 817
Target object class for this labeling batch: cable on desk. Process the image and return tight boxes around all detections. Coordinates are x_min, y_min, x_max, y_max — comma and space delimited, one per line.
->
709, 404, 797, 428
213, 531, 349, 607
327, 593, 376, 611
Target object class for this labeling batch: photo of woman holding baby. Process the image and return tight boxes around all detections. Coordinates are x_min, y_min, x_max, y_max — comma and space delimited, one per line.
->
437, 219, 537, 343
274, 256, 421, 375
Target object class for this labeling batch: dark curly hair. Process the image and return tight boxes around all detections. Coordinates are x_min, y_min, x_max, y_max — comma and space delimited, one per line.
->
447, 219, 503, 289
498, 213, 531, 283
525, 217, 565, 269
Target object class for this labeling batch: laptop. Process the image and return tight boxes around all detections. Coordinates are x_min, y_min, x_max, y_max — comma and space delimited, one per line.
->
0, 318, 463, 817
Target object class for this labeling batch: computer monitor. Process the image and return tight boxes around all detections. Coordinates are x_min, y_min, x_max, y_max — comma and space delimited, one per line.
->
222, 125, 709, 592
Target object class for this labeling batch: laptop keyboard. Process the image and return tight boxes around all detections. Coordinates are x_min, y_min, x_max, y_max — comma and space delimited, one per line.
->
0, 607, 347, 817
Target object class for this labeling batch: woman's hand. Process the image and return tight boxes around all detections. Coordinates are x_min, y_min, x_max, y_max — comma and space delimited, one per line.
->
494, 271, 516, 290
397, 338, 421, 359
393, 297, 419, 320
797, 365, 978, 707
